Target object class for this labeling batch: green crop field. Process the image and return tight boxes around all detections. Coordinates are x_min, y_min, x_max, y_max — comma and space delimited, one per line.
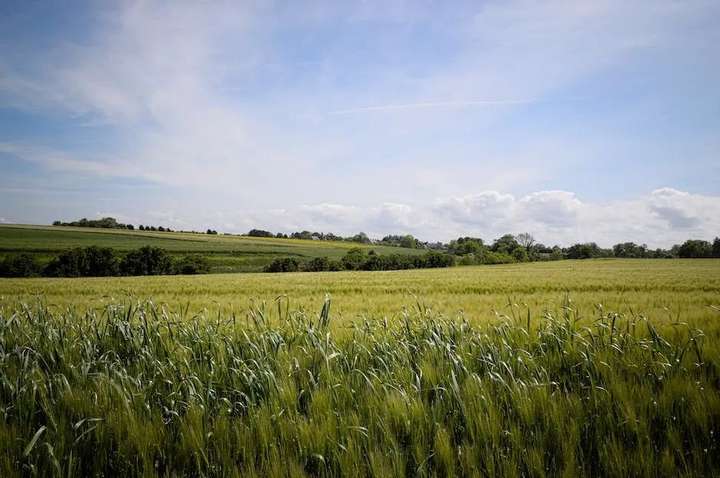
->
0, 224, 422, 273
1, 258, 719, 476
1, 259, 718, 327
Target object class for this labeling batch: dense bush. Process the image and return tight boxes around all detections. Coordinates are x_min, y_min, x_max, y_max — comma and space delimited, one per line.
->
53, 216, 133, 230
264, 257, 301, 272
303, 256, 343, 272
44, 246, 118, 277
119, 246, 174, 276
341, 248, 367, 270
265, 249, 454, 273
174, 254, 211, 275
248, 229, 274, 238
678, 239, 713, 258
0, 254, 41, 277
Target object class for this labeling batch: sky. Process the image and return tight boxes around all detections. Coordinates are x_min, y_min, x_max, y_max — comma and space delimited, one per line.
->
1, 0, 719, 247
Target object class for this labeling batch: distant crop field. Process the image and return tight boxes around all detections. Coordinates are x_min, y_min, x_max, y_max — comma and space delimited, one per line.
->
0, 224, 422, 272
1, 259, 718, 329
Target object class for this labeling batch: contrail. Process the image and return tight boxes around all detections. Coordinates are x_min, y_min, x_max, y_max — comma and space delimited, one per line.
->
327, 98, 540, 115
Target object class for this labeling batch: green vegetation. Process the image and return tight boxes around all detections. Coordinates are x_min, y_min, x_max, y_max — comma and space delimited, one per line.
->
1, 257, 719, 476
52, 217, 135, 230
0, 259, 717, 327
0, 225, 423, 274
2, 246, 212, 278
0, 296, 717, 476
264, 249, 454, 273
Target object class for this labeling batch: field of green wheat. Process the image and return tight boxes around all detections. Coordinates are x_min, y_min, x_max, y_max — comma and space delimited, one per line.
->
1, 258, 719, 476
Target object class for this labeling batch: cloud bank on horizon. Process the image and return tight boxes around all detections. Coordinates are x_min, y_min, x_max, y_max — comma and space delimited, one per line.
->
0, 0, 718, 247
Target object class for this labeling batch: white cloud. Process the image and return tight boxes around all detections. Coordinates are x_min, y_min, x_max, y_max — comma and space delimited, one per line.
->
647, 187, 711, 229
1, 1, 718, 239
177, 188, 717, 248
518, 191, 582, 228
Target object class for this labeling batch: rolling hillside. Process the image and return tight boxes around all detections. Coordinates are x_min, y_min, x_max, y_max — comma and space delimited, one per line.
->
0, 224, 424, 273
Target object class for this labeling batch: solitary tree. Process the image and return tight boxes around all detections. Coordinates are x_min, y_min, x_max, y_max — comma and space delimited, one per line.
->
515, 233, 535, 252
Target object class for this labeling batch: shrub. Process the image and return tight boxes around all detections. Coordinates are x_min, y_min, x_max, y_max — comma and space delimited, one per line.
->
422, 251, 455, 268
264, 257, 301, 272
248, 229, 274, 238
304, 257, 331, 272
119, 246, 174, 276
0, 254, 41, 277
174, 255, 211, 275
342, 248, 367, 270
43, 246, 118, 277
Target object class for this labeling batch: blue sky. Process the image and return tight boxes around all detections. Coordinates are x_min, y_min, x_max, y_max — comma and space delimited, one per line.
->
1, 0, 719, 246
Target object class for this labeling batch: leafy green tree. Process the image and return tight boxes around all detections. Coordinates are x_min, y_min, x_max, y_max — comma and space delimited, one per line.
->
422, 251, 455, 268
613, 242, 648, 258
0, 254, 41, 277
399, 235, 418, 249
713, 237, 720, 258
43, 248, 106, 277
677, 240, 712, 258
348, 232, 371, 244
491, 234, 522, 255
341, 248, 367, 270
119, 246, 174, 275
84, 246, 119, 276
448, 237, 484, 255
264, 257, 301, 272
174, 255, 211, 274
566, 243, 605, 259
512, 247, 528, 262
304, 257, 331, 272
248, 229, 273, 237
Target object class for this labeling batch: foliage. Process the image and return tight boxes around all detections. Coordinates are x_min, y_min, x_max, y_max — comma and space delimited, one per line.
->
53, 216, 134, 230
1, 225, 423, 274
266, 249, 455, 273
247, 229, 275, 237
119, 246, 174, 276
613, 242, 649, 258
264, 257, 301, 272
173, 255, 211, 275
0, 254, 41, 277
348, 232, 371, 244
448, 237, 484, 256
0, 299, 717, 476
342, 247, 368, 270
566, 242, 605, 259
44, 246, 118, 277
678, 239, 713, 258
380, 234, 420, 248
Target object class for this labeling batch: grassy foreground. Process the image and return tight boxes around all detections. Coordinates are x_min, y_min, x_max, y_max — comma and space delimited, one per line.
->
0, 298, 718, 476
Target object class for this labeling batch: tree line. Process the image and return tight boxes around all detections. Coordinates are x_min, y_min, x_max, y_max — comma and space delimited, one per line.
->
264, 248, 454, 273
0, 246, 210, 278
447, 234, 720, 264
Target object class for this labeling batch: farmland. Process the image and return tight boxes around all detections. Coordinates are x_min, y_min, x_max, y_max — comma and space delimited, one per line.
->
1, 233, 719, 476
0, 224, 423, 273
0, 259, 719, 476
1, 258, 718, 328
